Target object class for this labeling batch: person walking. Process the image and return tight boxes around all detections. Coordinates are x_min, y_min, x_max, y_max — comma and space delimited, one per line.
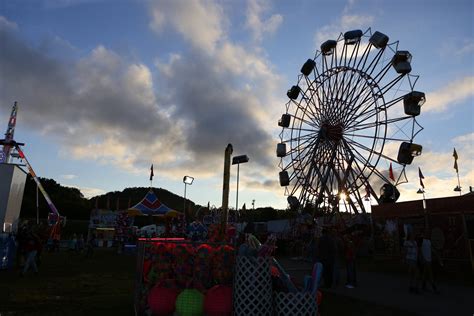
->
77, 234, 85, 253
69, 233, 77, 252
403, 232, 420, 293
333, 231, 345, 287
318, 228, 336, 288
344, 233, 357, 288
421, 231, 440, 293
85, 234, 96, 258
21, 234, 39, 276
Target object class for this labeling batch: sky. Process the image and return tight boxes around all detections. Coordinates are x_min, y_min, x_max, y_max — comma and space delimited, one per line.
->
0, 0, 473, 211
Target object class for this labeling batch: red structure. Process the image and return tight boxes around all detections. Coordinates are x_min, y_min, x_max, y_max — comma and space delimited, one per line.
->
372, 193, 474, 270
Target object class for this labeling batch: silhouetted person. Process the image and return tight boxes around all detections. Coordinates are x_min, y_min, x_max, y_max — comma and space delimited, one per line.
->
403, 232, 420, 293
318, 228, 336, 288
421, 230, 439, 293
21, 234, 39, 276
85, 234, 96, 258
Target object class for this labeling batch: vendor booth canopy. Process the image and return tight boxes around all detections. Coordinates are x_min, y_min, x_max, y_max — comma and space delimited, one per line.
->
128, 190, 180, 217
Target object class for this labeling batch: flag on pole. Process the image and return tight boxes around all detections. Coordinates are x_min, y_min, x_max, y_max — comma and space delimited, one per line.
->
453, 148, 459, 173
418, 167, 425, 189
389, 163, 395, 182
150, 164, 154, 181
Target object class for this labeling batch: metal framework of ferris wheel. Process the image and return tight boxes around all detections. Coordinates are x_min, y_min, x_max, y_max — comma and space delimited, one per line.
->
277, 29, 424, 214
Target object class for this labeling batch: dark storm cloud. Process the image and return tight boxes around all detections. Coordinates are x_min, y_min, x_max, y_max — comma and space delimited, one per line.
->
0, 24, 175, 155
0, 17, 277, 179
158, 52, 275, 169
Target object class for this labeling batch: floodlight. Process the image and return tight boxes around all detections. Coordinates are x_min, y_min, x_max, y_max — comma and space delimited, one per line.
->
183, 176, 194, 185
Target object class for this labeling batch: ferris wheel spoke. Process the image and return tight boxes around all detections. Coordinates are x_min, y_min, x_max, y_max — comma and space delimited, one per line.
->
378, 75, 406, 97
282, 133, 316, 144
291, 114, 320, 130
355, 41, 375, 71
289, 126, 319, 134
346, 115, 411, 133
303, 77, 325, 122
340, 74, 376, 123
348, 94, 403, 126
313, 142, 339, 206
285, 135, 321, 170
346, 133, 406, 142
291, 101, 320, 127
361, 47, 385, 77
342, 140, 387, 194
300, 84, 325, 123
344, 138, 398, 164
370, 61, 393, 85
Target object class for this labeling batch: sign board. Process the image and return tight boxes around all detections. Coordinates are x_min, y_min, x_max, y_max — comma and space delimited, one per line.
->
89, 209, 118, 228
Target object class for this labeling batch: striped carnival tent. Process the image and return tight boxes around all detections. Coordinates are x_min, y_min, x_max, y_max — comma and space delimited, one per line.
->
127, 189, 180, 217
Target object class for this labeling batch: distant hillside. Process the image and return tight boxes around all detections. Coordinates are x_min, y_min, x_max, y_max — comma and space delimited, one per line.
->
20, 177, 199, 220
20, 177, 295, 222
20, 176, 92, 220
91, 187, 198, 214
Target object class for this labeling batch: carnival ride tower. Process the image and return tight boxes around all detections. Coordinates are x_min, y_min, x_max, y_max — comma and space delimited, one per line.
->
0, 102, 27, 235
0, 101, 18, 164
1, 102, 63, 234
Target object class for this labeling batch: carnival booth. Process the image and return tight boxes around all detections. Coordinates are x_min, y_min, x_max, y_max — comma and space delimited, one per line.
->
88, 209, 120, 247
134, 227, 322, 316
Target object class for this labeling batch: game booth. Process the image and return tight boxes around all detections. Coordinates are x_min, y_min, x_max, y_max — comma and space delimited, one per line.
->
134, 212, 323, 315
88, 209, 121, 248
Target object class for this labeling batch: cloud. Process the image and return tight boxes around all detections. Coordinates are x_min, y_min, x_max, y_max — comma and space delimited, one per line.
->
61, 174, 77, 180
148, 0, 226, 52
315, 13, 374, 45
457, 39, 474, 56
0, 24, 181, 175
65, 185, 106, 198
149, 1, 284, 182
42, 0, 101, 9
396, 132, 474, 201
245, 0, 283, 42
425, 76, 474, 113
0, 16, 18, 30
0, 8, 284, 193
154, 48, 278, 178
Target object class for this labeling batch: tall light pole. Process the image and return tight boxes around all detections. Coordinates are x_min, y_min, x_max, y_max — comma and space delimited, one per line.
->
232, 155, 249, 219
183, 176, 194, 223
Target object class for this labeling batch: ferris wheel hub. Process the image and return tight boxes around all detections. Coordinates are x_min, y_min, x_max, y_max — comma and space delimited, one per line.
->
320, 122, 344, 143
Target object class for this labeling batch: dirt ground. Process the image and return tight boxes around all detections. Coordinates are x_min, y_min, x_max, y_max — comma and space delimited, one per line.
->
0, 249, 427, 316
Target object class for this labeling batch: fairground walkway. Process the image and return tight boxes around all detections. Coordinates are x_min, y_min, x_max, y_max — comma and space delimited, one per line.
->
279, 257, 474, 316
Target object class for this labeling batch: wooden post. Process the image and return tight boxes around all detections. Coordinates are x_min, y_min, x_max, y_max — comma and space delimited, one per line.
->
221, 144, 233, 237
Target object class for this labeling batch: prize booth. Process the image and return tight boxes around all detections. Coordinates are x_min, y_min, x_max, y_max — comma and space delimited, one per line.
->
134, 228, 322, 315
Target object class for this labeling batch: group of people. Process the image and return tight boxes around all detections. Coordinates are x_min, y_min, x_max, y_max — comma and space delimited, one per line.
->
403, 230, 441, 294
315, 228, 361, 289
15, 221, 99, 277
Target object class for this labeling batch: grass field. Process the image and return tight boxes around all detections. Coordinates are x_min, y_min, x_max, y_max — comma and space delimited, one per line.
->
0, 249, 416, 316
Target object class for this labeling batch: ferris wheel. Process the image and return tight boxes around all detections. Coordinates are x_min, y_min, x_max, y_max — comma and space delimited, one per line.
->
277, 29, 424, 214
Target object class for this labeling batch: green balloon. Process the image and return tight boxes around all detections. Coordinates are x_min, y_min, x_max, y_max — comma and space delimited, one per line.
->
175, 289, 204, 316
